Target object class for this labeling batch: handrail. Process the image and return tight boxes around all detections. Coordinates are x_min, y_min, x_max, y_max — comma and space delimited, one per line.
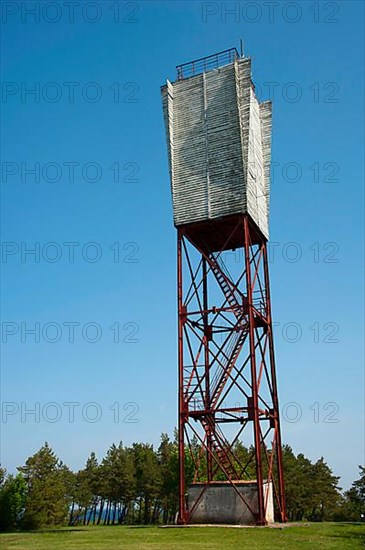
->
176, 48, 239, 80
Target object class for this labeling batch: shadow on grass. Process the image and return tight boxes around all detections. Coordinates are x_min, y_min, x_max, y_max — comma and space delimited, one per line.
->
13, 525, 156, 535
126, 525, 160, 529
324, 523, 365, 542
30, 528, 85, 534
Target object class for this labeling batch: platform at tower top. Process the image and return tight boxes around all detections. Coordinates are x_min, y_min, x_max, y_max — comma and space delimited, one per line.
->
176, 48, 239, 80
180, 214, 267, 253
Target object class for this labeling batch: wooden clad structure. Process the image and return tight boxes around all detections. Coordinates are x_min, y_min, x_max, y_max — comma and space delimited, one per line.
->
161, 57, 272, 238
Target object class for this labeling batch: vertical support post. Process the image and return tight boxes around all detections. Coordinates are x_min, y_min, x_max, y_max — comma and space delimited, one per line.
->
262, 243, 287, 522
202, 258, 213, 481
244, 216, 266, 525
177, 229, 187, 524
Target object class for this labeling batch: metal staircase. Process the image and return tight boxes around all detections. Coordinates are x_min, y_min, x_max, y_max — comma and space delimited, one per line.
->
206, 253, 249, 407
201, 414, 238, 479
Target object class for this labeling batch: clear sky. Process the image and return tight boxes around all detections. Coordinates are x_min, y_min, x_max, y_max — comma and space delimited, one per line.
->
1, 1, 364, 490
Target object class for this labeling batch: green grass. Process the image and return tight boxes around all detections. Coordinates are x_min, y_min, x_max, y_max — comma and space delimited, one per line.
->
0, 523, 363, 549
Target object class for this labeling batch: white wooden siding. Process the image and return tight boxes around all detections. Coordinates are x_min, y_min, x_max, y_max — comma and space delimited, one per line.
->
161, 57, 272, 238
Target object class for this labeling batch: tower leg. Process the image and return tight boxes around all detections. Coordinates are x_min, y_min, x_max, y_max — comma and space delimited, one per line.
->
202, 258, 213, 481
244, 217, 266, 525
262, 243, 287, 522
177, 229, 187, 524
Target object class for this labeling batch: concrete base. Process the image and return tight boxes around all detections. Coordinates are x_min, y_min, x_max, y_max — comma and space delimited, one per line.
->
188, 481, 273, 525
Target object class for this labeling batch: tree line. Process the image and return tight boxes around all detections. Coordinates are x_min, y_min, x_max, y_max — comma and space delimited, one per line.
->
0, 434, 364, 531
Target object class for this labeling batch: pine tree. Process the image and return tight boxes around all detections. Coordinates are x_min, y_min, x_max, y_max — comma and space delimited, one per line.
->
100, 443, 136, 524
132, 443, 162, 524
19, 442, 70, 529
0, 471, 26, 531
309, 457, 341, 520
158, 433, 179, 522
342, 465, 365, 521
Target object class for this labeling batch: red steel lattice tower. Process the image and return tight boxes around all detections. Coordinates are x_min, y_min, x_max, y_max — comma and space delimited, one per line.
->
162, 48, 287, 525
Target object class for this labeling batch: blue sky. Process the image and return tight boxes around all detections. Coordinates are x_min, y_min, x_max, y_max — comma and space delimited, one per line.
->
1, 1, 364, 490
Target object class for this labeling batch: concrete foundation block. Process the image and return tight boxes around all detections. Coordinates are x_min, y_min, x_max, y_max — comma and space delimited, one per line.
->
188, 480, 273, 525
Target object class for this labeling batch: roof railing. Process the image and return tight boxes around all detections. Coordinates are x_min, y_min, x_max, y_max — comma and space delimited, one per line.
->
176, 48, 240, 80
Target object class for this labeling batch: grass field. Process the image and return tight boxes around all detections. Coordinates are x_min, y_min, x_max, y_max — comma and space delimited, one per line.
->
0, 523, 364, 550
